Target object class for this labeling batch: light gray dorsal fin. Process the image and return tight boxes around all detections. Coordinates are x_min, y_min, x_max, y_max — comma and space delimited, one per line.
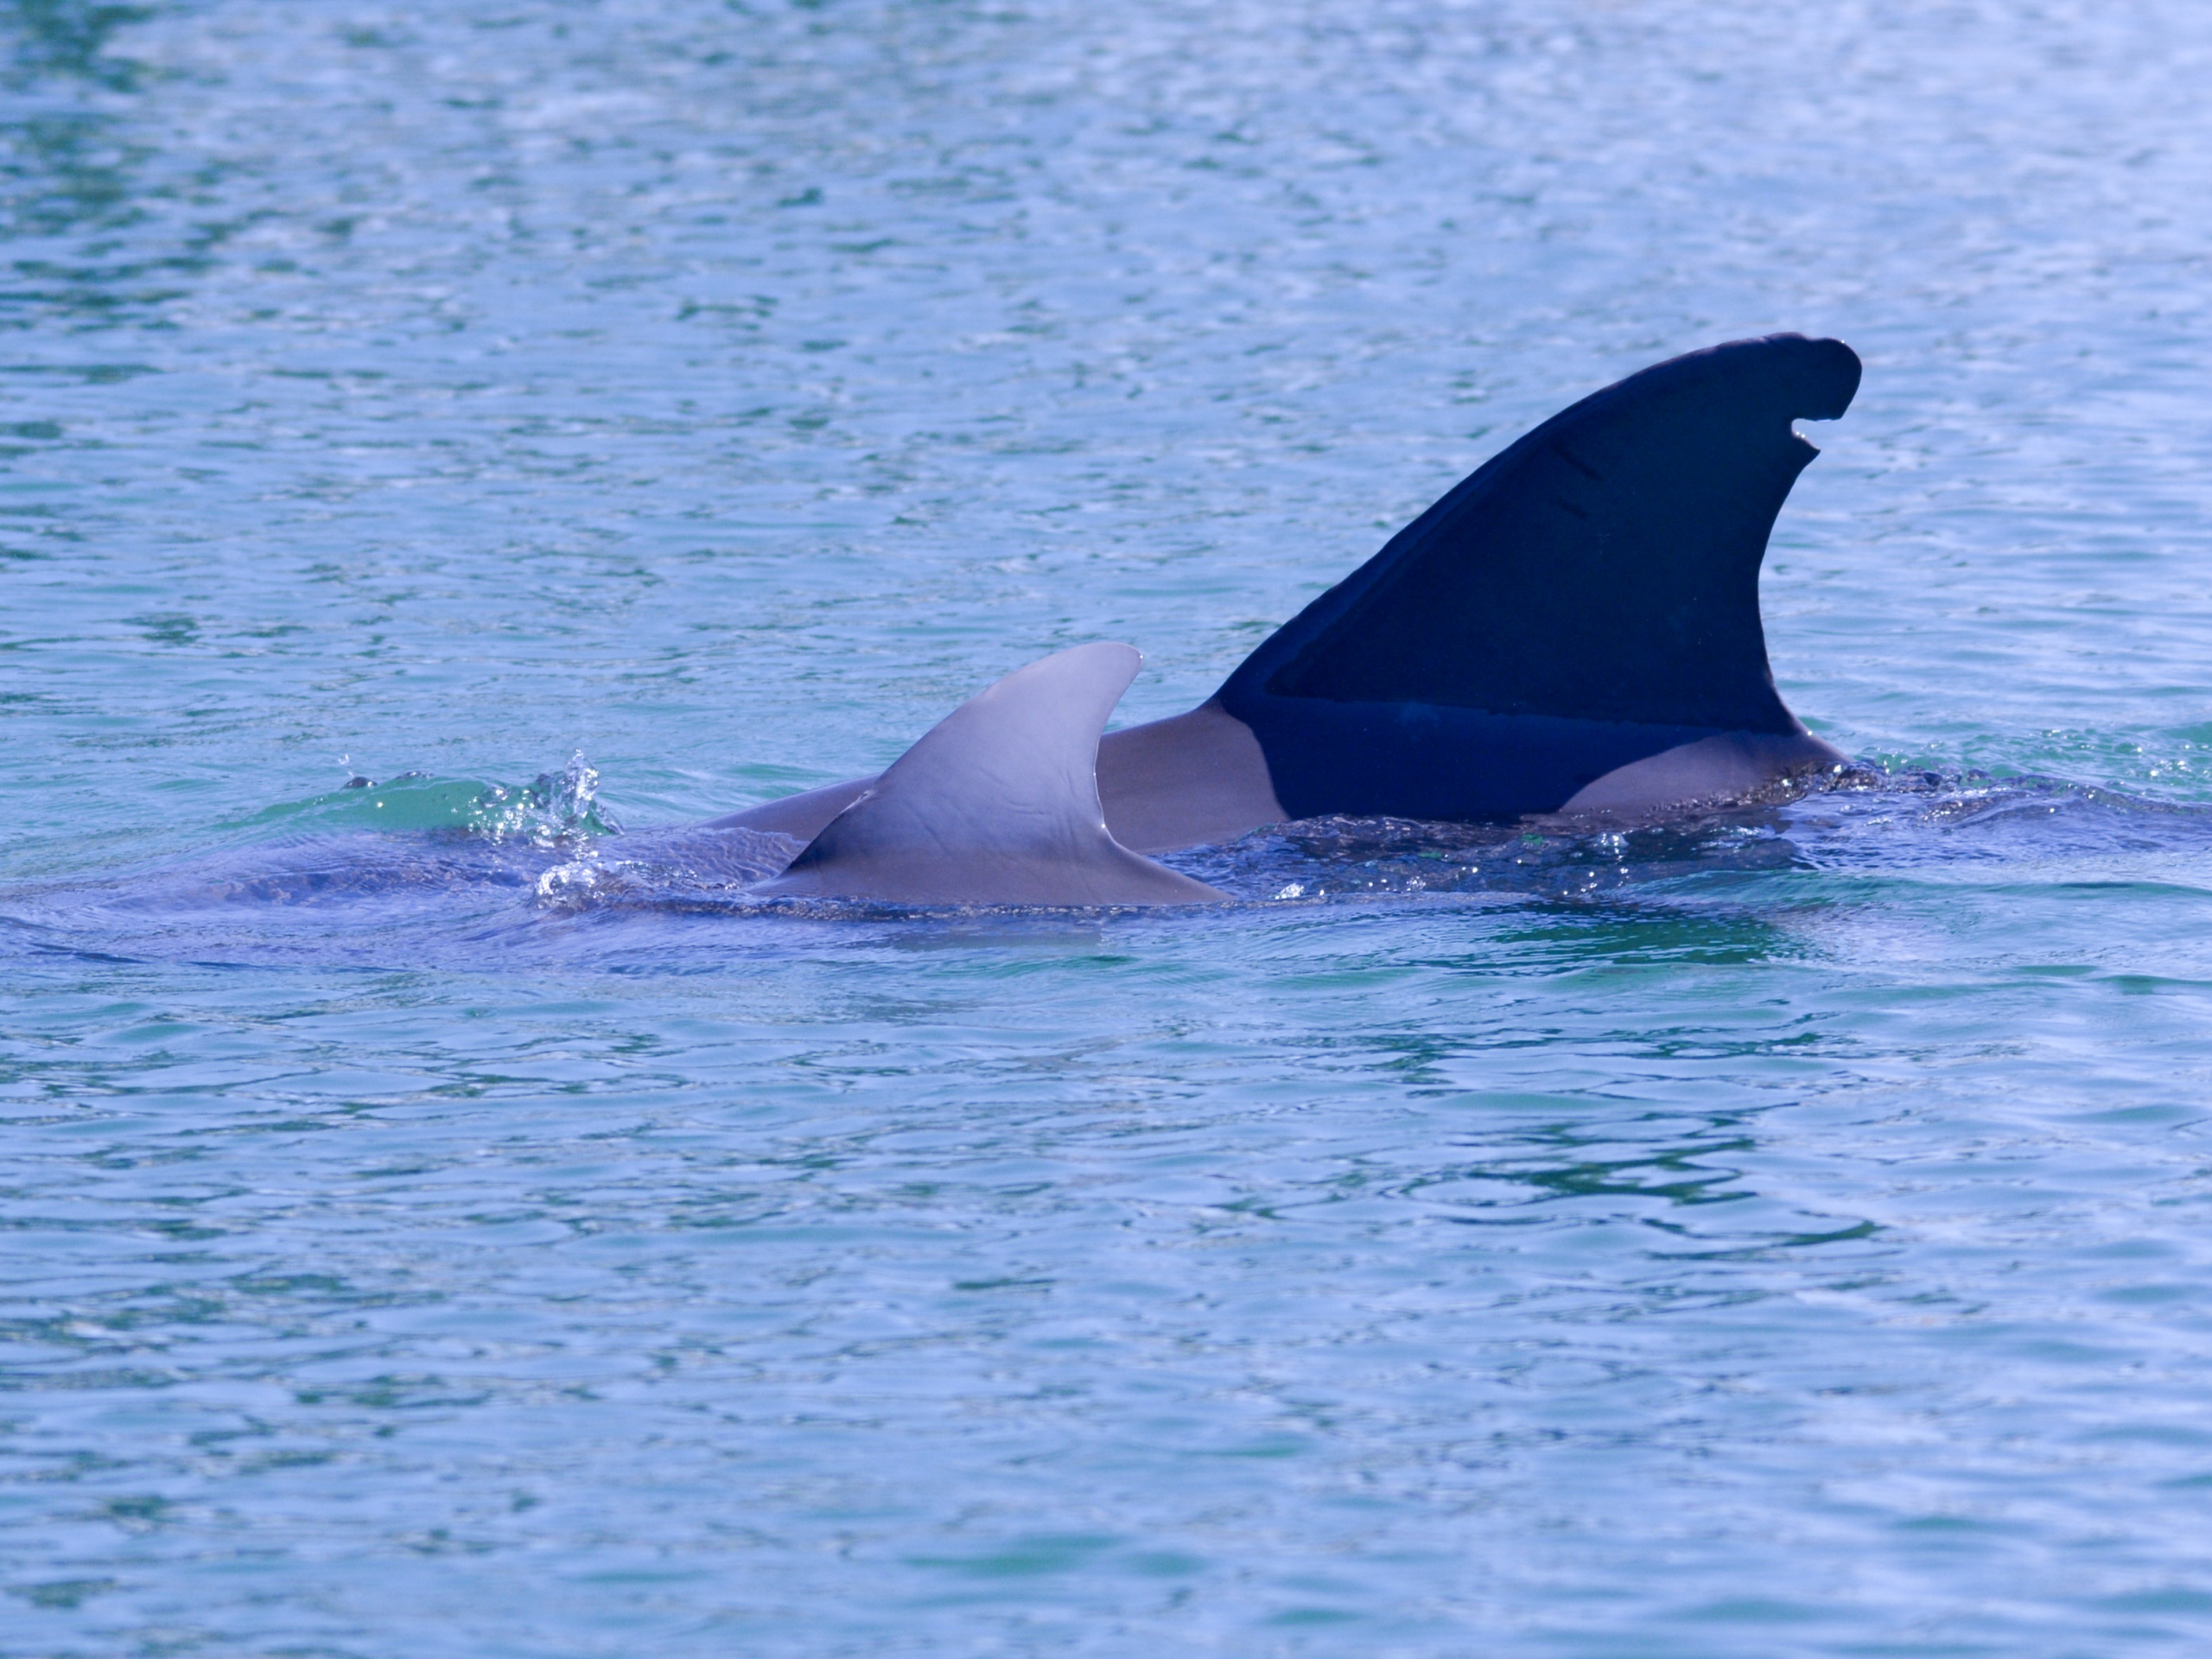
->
756, 643, 1227, 906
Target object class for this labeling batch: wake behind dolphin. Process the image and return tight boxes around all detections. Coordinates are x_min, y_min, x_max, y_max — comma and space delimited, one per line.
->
720, 333, 1863, 906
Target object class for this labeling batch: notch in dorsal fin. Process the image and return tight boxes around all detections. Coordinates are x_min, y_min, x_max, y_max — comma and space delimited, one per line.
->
756, 644, 1227, 906
1215, 334, 1861, 820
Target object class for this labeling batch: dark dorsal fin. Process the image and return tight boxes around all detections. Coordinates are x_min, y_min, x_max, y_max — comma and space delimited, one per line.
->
1214, 334, 1859, 820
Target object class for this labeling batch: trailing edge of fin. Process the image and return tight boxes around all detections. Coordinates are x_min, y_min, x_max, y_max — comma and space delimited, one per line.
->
755, 644, 1228, 906
1217, 333, 1861, 821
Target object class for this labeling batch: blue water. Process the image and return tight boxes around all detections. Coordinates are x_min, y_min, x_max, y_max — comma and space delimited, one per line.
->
10, 1, 2212, 1653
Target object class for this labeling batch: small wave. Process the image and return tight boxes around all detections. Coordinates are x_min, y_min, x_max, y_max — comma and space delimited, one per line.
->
531, 824, 801, 912
219, 753, 622, 846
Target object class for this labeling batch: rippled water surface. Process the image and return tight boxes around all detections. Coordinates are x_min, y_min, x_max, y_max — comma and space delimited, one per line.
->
10, 2, 2212, 1654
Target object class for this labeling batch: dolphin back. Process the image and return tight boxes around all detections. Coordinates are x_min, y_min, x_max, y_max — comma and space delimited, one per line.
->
1217, 334, 1861, 820
756, 643, 1227, 906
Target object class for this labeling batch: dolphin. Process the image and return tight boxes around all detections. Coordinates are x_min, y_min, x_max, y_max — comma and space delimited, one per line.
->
723, 333, 1862, 906
753, 642, 1224, 906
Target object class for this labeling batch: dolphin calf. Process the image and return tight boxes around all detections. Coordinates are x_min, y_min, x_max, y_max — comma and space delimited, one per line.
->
753, 643, 1226, 906
723, 333, 1862, 906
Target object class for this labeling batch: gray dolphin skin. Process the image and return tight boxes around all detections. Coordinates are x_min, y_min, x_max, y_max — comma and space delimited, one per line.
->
724, 334, 1860, 905
753, 644, 1228, 906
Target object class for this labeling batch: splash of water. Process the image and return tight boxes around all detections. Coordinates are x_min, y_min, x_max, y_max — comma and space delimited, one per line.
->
467, 753, 621, 848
